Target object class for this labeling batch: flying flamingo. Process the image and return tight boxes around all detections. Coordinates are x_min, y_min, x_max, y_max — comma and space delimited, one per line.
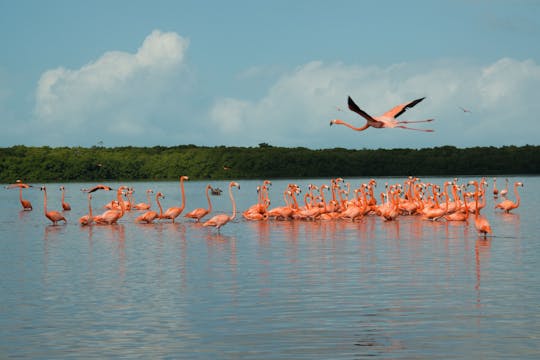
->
40, 186, 67, 225
6, 182, 33, 210
79, 193, 94, 226
83, 184, 113, 193
185, 184, 213, 222
161, 176, 189, 222
203, 182, 240, 231
135, 192, 164, 224
469, 180, 492, 238
93, 186, 128, 225
330, 96, 434, 132
495, 182, 524, 213
60, 186, 71, 211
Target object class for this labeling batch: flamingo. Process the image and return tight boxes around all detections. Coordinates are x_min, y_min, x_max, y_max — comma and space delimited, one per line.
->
93, 186, 128, 225
135, 192, 164, 224
499, 178, 509, 198
60, 186, 71, 211
161, 176, 189, 222
132, 189, 153, 210
495, 182, 524, 213
185, 184, 213, 222
203, 182, 240, 231
40, 186, 67, 225
80, 185, 113, 225
469, 180, 492, 238
84, 184, 113, 193
444, 191, 469, 222
79, 193, 94, 226
330, 96, 434, 132
6, 182, 33, 210
492, 178, 499, 198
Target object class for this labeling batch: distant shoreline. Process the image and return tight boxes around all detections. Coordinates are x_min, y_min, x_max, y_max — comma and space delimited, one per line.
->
1, 144, 539, 182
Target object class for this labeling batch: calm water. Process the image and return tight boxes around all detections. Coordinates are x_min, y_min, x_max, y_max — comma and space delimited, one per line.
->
1, 176, 539, 359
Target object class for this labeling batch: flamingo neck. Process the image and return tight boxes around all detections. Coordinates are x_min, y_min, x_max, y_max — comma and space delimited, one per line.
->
117, 188, 125, 217
88, 194, 93, 219
229, 184, 237, 221
156, 194, 163, 217
43, 187, 48, 214
180, 178, 186, 210
205, 185, 212, 212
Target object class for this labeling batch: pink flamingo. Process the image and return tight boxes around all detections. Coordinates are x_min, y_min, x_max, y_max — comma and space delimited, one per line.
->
40, 186, 67, 225
135, 192, 164, 224
161, 176, 189, 222
132, 189, 153, 210
84, 184, 113, 193
330, 96, 434, 132
495, 182, 524, 213
60, 186, 71, 211
203, 182, 240, 231
93, 186, 128, 225
185, 184, 213, 222
80, 185, 113, 226
469, 180, 492, 238
79, 193, 94, 226
6, 182, 33, 210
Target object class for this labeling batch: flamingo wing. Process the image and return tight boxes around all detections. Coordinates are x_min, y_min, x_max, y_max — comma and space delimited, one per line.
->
347, 97, 377, 121
385, 97, 425, 118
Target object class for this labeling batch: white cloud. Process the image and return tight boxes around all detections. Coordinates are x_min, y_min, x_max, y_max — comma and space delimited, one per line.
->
33, 30, 190, 144
209, 58, 540, 149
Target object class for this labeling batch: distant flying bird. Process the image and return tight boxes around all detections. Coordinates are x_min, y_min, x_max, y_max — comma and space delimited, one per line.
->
330, 96, 434, 132
459, 106, 471, 113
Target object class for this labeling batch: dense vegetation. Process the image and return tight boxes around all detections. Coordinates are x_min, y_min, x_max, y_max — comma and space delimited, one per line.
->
1, 144, 538, 183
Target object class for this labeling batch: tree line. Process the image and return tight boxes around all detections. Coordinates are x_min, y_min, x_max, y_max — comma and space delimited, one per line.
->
0, 144, 538, 183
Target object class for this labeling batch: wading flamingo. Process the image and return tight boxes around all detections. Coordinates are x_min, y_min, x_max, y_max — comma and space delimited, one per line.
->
135, 192, 164, 224
330, 96, 434, 132
469, 180, 492, 238
79, 193, 94, 226
132, 189, 153, 210
80, 185, 113, 225
185, 184, 213, 222
6, 182, 33, 210
492, 178, 499, 198
161, 176, 189, 222
60, 186, 71, 211
499, 178, 509, 198
495, 182, 524, 213
40, 186, 67, 225
93, 186, 128, 225
203, 182, 240, 231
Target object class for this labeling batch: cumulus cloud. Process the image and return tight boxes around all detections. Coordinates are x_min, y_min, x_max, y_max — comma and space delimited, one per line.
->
33, 30, 190, 145
209, 58, 540, 149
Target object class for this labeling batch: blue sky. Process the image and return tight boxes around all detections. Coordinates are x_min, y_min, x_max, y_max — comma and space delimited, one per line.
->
1, 0, 539, 149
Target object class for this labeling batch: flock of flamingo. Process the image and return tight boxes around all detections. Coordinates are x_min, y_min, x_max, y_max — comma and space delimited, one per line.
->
4, 97, 526, 234
6, 175, 524, 236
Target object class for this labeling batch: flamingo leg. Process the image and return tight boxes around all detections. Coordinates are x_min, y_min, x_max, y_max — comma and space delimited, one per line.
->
396, 125, 434, 132
398, 119, 434, 124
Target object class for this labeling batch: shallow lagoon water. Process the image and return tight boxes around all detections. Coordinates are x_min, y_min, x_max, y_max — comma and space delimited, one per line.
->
1, 176, 539, 359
